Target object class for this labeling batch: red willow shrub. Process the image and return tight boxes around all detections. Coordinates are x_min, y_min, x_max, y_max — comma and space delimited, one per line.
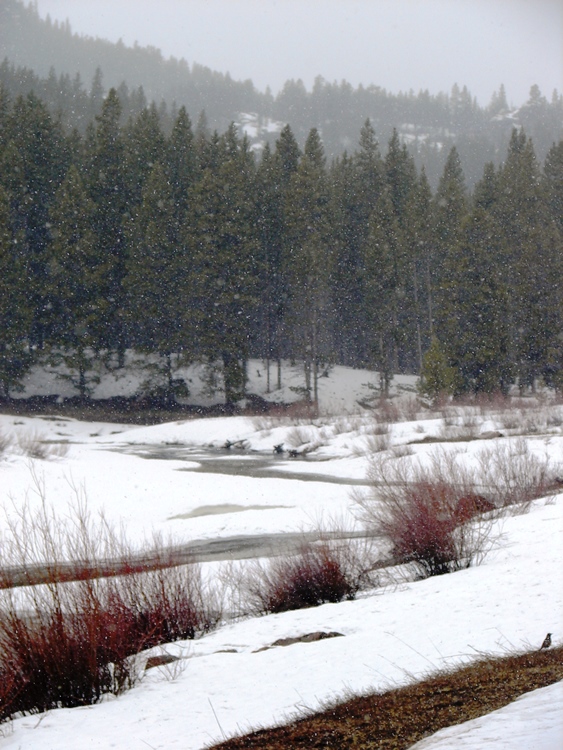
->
242, 540, 378, 615
0, 489, 219, 724
355, 451, 498, 579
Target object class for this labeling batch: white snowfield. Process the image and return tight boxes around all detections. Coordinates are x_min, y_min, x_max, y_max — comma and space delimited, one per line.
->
409, 681, 563, 750
0, 364, 561, 750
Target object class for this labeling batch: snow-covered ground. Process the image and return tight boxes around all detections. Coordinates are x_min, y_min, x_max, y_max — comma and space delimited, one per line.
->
410, 681, 563, 750
16, 355, 419, 413
0, 364, 561, 749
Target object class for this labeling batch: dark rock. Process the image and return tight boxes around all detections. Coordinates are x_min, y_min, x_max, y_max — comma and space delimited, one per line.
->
256, 631, 345, 651
145, 653, 181, 670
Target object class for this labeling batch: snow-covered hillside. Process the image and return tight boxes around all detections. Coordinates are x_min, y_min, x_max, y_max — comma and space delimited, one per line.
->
15, 357, 418, 413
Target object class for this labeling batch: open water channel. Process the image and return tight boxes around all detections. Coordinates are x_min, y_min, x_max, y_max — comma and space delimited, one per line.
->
113, 443, 373, 563
2, 445, 374, 587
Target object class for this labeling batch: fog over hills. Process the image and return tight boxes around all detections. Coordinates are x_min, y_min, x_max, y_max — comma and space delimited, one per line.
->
31, 0, 563, 107
1, 0, 562, 187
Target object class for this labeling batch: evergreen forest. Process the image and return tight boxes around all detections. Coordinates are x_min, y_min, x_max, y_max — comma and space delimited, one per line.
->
1, 79, 563, 405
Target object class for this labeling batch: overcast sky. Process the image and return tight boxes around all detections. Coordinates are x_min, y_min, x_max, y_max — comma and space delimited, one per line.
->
34, 0, 563, 106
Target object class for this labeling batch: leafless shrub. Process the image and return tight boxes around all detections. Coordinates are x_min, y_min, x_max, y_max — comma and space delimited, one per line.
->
368, 421, 390, 436
445, 393, 513, 417
144, 647, 188, 681
0, 432, 12, 456
285, 425, 314, 448
439, 414, 481, 441
476, 438, 558, 509
250, 415, 276, 432
265, 399, 318, 422
449, 414, 481, 440
215, 560, 249, 621
16, 430, 48, 459
498, 410, 525, 431
473, 391, 513, 415
497, 404, 563, 435
522, 413, 546, 434
442, 409, 459, 427
284, 425, 327, 453
399, 396, 423, 422
376, 399, 400, 424
331, 414, 364, 436
14, 431, 69, 460
391, 444, 414, 459
42, 440, 70, 459
511, 397, 541, 411
0, 596, 136, 722
0, 479, 218, 724
240, 539, 379, 615
546, 409, 563, 428
364, 432, 390, 454
355, 451, 497, 578
461, 413, 480, 434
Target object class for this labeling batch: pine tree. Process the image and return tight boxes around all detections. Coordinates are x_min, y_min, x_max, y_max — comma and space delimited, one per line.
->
182, 126, 260, 405
1, 92, 66, 347
495, 130, 563, 389
384, 128, 417, 224
122, 103, 165, 206
405, 167, 434, 369
0, 184, 33, 397
437, 207, 511, 394
47, 165, 104, 398
275, 124, 301, 183
434, 145, 467, 251
543, 140, 563, 235
418, 336, 457, 401
88, 67, 104, 121
473, 161, 498, 211
488, 84, 508, 115
251, 125, 300, 390
432, 145, 468, 363
284, 128, 333, 404
361, 190, 401, 394
86, 88, 127, 359
166, 106, 196, 226
0, 83, 10, 151
383, 129, 419, 372
123, 162, 192, 403
254, 144, 284, 389
331, 119, 385, 365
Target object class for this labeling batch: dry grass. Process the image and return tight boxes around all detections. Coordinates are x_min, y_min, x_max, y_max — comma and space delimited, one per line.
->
0, 431, 12, 456
209, 646, 563, 749
0, 430, 70, 461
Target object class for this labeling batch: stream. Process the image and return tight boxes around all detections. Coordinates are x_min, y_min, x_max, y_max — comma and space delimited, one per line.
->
113, 443, 369, 486
108, 443, 373, 564
2, 444, 375, 586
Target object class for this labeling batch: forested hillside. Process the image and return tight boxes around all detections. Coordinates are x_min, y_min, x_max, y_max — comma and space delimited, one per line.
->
1, 82, 562, 405
1, 0, 562, 188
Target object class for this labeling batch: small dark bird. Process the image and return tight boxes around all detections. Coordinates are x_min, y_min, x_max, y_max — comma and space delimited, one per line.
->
539, 633, 552, 650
